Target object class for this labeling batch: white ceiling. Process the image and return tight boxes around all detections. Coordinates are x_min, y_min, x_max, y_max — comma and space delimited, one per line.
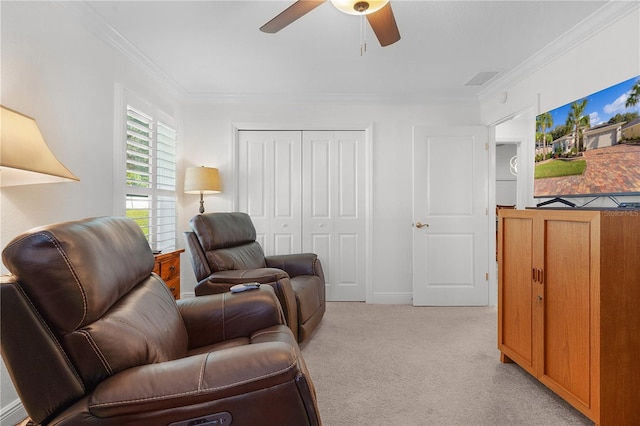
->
75, 1, 610, 102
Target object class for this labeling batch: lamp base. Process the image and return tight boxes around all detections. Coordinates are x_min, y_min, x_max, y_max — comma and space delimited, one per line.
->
199, 193, 205, 214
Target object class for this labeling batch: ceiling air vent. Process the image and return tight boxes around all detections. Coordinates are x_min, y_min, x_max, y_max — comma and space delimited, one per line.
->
465, 71, 501, 86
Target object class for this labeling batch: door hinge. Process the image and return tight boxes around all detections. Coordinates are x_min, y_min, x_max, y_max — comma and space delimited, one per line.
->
485, 143, 488, 150
486, 272, 489, 281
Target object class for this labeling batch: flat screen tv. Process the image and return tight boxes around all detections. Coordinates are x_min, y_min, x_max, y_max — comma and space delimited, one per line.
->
534, 75, 640, 206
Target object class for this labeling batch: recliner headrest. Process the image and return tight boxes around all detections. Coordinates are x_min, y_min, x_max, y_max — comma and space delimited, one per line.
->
190, 212, 257, 251
2, 217, 155, 335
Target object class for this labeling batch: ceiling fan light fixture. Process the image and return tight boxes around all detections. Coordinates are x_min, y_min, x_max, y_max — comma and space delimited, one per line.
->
330, 0, 389, 15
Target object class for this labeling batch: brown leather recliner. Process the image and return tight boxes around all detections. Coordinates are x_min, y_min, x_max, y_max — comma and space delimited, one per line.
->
0, 217, 321, 426
184, 212, 325, 343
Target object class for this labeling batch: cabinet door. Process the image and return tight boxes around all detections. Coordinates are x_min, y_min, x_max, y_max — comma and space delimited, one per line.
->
498, 211, 535, 373
538, 215, 593, 411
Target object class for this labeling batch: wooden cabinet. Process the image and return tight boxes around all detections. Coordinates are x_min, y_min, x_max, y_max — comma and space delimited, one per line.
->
153, 249, 184, 299
497, 209, 640, 426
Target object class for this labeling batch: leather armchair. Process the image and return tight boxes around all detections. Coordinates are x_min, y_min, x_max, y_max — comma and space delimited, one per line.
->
1, 217, 321, 425
184, 212, 325, 343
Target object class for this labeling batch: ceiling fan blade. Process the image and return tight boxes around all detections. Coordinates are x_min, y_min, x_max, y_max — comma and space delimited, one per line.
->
260, 0, 326, 33
366, 2, 401, 47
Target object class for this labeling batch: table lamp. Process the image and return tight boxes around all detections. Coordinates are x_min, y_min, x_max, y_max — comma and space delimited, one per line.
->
184, 166, 221, 214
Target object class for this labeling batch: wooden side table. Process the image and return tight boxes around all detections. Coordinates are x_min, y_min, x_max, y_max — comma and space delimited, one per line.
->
153, 249, 185, 299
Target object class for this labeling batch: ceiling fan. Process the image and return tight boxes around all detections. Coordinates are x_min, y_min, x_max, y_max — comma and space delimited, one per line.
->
260, 0, 401, 47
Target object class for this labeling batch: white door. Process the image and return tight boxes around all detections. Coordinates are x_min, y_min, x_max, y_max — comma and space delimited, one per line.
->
238, 130, 302, 254
237, 129, 368, 302
302, 131, 367, 301
412, 126, 489, 306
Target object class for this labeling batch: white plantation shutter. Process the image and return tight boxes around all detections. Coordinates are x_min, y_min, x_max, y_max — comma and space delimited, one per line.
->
126, 107, 153, 189
157, 122, 177, 190
155, 121, 177, 250
124, 102, 177, 252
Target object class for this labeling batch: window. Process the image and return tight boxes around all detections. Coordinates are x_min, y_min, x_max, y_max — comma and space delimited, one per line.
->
122, 99, 178, 252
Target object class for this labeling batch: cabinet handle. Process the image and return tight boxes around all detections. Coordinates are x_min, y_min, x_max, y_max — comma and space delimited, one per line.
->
537, 295, 543, 302
532, 268, 544, 283
170, 265, 176, 271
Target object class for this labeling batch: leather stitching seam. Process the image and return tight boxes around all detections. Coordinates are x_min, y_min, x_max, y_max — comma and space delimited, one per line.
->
89, 360, 298, 408
11, 284, 86, 392
77, 330, 113, 375
109, 317, 167, 362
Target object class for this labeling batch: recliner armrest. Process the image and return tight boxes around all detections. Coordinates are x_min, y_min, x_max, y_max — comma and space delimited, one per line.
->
200, 268, 289, 285
87, 339, 299, 418
194, 269, 299, 342
177, 287, 285, 349
266, 253, 322, 278
194, 268, 291, 297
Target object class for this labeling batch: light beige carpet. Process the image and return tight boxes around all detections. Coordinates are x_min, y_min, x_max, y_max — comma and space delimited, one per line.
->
300, 302, 593, 426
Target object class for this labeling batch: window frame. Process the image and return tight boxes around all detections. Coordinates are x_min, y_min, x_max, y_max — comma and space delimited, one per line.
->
114, 88, 178, 252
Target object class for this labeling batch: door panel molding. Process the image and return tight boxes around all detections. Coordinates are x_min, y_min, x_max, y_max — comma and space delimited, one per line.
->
412, 125, 489, 306
238, 131, 302, 255
303, 130, 367, 301
234, 125, 372, 302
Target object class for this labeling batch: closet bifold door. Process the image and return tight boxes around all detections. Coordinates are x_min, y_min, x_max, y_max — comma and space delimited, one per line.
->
237, 129, 368, 302
302, 130, 367, 302
238, 130, 303, 255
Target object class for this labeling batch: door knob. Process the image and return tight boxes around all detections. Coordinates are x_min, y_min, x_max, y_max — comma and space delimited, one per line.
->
415, 222, 429, 229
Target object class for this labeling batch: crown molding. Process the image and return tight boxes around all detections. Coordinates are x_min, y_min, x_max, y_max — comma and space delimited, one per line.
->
55, 1, 478, 106
56, 1, 188, 99
478, 1, 640, 103
182, 90, 478, 105
59, 1, 635, 106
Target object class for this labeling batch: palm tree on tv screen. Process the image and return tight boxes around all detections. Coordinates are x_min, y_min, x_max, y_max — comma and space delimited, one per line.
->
536, 112, 553, 157
626, 81, 640, 108
566, 99, 590, 152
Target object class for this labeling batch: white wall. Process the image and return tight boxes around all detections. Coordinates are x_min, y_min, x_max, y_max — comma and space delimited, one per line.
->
179, 100, 480, 302
0, 2, 182, 423
1, 1, 182, 248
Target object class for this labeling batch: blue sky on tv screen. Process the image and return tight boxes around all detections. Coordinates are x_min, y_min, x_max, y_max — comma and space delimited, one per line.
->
543, 75, 640, 128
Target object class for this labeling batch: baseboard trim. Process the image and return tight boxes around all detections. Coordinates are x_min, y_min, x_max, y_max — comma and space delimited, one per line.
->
1, 398, 26, 426
371, 292, 413, 305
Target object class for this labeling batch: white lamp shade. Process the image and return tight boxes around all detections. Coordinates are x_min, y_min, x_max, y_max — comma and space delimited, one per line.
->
1, 105, 80, 187
184, 166, 221, 194
330, 0, 389, 15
